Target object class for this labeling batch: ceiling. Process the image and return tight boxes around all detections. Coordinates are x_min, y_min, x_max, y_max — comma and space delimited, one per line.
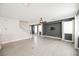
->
0, 3, 78, 23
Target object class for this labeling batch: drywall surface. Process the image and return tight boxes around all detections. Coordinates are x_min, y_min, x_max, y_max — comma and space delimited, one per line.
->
0, 17, 31, 44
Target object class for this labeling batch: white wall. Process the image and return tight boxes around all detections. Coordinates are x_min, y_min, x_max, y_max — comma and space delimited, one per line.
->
0, 17, 31, 44
74, 16, 79, 49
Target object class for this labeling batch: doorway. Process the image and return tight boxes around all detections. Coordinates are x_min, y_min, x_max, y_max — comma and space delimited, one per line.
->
34, 25, 38, 34
31, 24, 42, 35
62, 20, 73, 42
31, 25, 35, 34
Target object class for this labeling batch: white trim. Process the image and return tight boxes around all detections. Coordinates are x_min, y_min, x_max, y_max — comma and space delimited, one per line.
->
1, 37, 31, 45
74, 16, 79, 49
62, 39, 74, 42
41, 35, 74, 43
62, 22, 64, 40
41, 35, 62, 40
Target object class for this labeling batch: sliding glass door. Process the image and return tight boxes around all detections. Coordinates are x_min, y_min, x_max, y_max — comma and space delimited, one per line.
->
62, 20, 73, 41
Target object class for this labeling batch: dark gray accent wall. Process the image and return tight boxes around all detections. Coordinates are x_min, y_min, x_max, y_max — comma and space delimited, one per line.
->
43, 21, 62, 38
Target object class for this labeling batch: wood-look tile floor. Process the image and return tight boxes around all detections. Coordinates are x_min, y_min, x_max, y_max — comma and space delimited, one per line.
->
0, 35, 78, 56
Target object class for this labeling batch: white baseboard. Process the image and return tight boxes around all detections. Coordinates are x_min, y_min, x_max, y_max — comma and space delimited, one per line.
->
41, 35, 62, 40
1, 37, 31, 44
41, 35, 74, 43
1, 34, 32, 44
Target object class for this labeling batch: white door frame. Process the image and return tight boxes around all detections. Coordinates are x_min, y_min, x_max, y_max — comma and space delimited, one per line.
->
74, 16, 79, 49
62, 20, 74, 42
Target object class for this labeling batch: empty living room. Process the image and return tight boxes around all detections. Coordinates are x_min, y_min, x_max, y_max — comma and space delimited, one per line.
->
0, 0, 79, 57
